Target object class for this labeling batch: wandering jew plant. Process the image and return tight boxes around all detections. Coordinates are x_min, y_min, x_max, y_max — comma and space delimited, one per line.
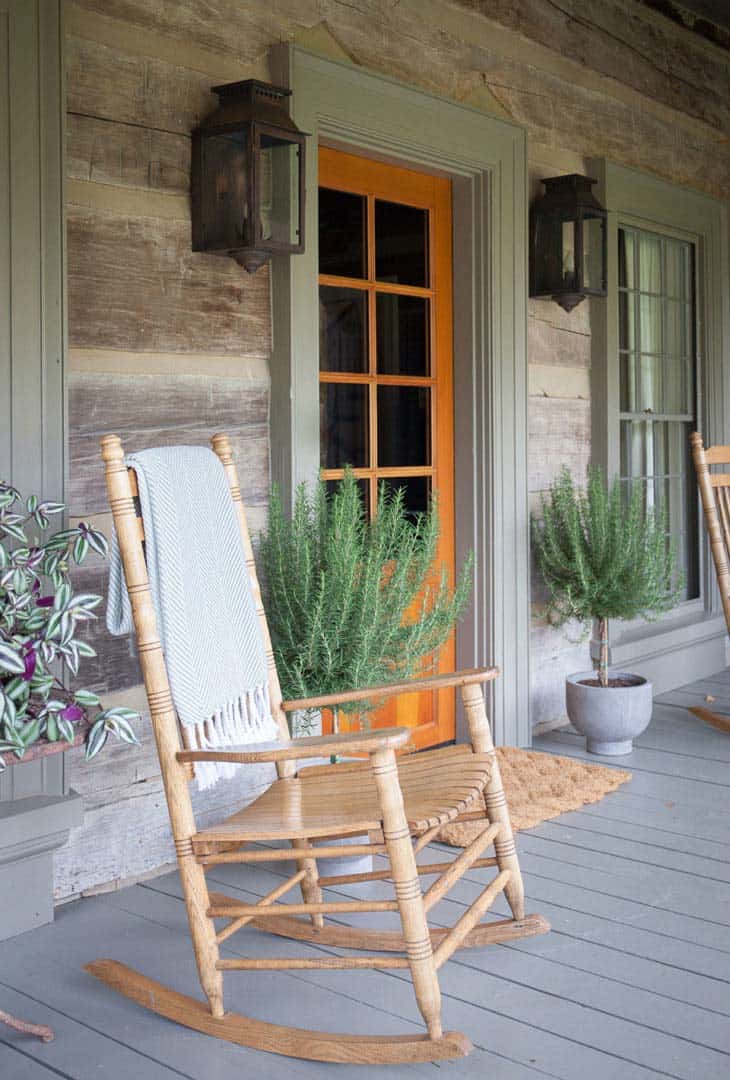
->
0, 482, 140, 771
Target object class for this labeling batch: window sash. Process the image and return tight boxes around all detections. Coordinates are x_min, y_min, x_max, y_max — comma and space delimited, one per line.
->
617, 225, 699, 601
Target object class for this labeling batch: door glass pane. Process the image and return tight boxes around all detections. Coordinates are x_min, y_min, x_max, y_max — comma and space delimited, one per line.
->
320, 383, 369, 468
319, 286, 368, 373
380, 476, 431, 523
375, 200, 428, 286
319, 188, 366, 278
377, 386, 431, 467
326, 477, 370, 517
376, 294, 430, 375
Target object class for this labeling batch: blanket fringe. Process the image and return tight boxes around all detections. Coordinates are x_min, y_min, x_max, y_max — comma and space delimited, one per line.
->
183, 685, 277, 790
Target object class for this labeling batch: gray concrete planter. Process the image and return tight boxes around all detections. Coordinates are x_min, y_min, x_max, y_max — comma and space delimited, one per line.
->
566, 670, 653, 755
0, 791, 83, 940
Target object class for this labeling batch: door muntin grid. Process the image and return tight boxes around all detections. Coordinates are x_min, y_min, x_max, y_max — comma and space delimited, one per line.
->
318, 185, 435, 518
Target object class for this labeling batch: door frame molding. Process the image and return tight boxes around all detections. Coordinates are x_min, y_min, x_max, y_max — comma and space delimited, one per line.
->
270, 46, 530, 746
0, 0, 66, 802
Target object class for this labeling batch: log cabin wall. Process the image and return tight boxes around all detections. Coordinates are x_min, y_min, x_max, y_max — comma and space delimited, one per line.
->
56, 0, 730, 899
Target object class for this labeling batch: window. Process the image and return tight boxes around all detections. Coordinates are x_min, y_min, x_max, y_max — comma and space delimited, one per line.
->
618, 226, 699, 600
591, 160, 729, 687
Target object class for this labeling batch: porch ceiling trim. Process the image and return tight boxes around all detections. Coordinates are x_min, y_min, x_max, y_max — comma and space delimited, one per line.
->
269, 46, 530, 747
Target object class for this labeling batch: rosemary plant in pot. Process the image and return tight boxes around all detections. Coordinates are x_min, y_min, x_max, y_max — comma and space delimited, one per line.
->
261, 470, 471, 868
531, 468, 680, 755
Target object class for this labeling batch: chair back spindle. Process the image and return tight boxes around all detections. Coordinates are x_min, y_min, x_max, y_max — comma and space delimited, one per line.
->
209, 434, 294, 777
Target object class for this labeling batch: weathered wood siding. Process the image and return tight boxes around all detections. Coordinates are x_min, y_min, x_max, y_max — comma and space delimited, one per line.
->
58, 0, 730, 897
59, 2, 275, 898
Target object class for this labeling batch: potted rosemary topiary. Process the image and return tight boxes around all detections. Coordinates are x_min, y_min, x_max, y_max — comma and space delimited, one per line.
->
0, 481, 140, 771
531, 467, 680, 754
261, 469, 471, 737
261, 470, 471, 870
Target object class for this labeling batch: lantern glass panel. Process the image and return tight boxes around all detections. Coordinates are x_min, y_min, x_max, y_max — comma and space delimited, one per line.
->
532, 214, 565, 294
258, 132, 300, 247
582, 214, 604, 291
561, 219, 576, 283
201, 131, 250, 250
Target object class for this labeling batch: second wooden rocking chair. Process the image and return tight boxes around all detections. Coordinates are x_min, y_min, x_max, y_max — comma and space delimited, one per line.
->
87, 432, 549, 1065
690, 432, 730, 734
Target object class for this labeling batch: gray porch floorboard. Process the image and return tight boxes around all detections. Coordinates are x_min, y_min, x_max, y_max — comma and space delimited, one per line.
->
1, 671, 729, 1078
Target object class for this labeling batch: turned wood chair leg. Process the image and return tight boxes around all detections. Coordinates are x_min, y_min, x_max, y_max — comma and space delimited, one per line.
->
461, 682, 526, 921
371, 748, 443, 1041
292, 838, 324, 930
178, 853, 226, 1018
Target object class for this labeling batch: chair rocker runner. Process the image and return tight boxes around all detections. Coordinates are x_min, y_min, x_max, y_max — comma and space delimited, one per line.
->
690, 433, 730, 735
87, 432, 549, 1066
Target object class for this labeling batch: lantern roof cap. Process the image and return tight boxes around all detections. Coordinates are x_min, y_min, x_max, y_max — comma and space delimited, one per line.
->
537, 173, 605, 214
197, 78, 304, 137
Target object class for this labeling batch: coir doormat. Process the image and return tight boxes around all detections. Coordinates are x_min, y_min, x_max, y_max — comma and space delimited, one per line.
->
438, 746, 631, 846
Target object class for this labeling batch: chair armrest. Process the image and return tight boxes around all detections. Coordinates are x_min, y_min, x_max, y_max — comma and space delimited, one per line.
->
281, 666, 499, 713
176, 726, 411, 765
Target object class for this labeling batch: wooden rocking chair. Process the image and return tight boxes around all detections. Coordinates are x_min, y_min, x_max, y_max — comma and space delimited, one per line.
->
690, 432, 730, 735
86, 432, 548, 1065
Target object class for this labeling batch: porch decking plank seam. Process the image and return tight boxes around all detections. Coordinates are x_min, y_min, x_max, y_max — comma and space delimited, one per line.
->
548, 793, 730, 844
129, 882, 678, 1078
532, 740, 730, 789
517, 826, 730, 886
142, 864, 730, 1073
529, 812, 730, 864
0, 1040, 72, 1080
0, 978, 199, 1080
2, 692, 729, 1078
202, 841, 730, 968
205, 837, 730, 952
126, 884, 559, 1078
550, 724, 730, 766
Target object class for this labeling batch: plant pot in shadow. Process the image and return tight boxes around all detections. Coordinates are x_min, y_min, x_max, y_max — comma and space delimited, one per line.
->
313, 833, 374, 878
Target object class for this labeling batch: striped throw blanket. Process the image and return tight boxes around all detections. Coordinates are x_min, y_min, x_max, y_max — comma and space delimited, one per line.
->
106, 445, 279, 789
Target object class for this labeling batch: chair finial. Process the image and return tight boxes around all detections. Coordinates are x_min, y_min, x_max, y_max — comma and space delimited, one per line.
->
211, 433, 233, 466
100, 433, 124, 465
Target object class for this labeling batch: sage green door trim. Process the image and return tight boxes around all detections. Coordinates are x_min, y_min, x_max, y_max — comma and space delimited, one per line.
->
590, 159, 730, 691
0, 0, 66, 800
269, 46, 530, 746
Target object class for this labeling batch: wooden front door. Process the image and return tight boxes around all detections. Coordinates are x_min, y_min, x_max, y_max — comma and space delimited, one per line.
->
318, 146, 455, 748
